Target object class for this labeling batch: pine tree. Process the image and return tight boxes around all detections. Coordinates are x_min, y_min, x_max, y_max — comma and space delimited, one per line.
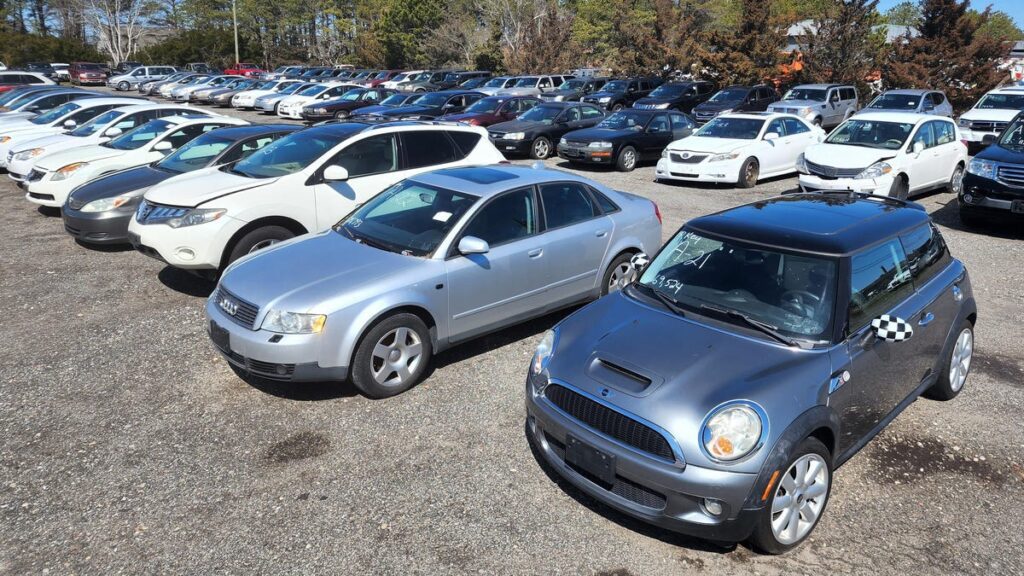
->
802, 0, 884, 94
702, 0, 787, 85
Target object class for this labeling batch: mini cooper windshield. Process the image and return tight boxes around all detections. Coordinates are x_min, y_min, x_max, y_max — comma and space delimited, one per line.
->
825, 119, 913, 150
229, 130, 343, 178
156, 133, 233, 173
696, 117, 764, 139
783, 88, 826, 101
334, 180, 479, 257
635, 229, 837, 342
867, 93, 920, 110
597, 110, 649, 130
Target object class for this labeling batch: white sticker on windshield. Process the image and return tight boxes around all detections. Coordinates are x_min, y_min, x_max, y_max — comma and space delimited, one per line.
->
433, 211, 452, 222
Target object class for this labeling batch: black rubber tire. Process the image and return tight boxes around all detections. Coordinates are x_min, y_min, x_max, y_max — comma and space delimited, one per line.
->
334, 110, 349, 119
224, 225, 294, 268
611, 102, 625, 112
811, 117, 822, 127
530, 136, 552, 160
737, 157, 759, 188
601, 252, 634, 295
748, 437, 833, 555
350, 313, 433, 399
958, 207, 984, 228
889, 175, 909, 200
923, 320, 973, 401
615, 145, 638, 172
947, 163, 965, 194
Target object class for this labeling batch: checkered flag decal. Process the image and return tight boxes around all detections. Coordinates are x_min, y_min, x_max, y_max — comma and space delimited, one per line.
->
630, 253, 649, 269
871, 314, 913, 342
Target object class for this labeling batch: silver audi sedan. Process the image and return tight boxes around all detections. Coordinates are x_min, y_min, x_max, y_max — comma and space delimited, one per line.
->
206, 164, 663, 398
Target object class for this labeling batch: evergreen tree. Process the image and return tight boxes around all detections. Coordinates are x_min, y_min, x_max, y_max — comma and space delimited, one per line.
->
802, 0, 884, 94
703, 0, 787, 85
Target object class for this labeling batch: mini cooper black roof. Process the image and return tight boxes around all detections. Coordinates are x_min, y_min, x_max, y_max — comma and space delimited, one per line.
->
686, 192, 930, 256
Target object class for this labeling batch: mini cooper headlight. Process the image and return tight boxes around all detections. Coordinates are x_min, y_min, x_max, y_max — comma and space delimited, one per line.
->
855, 161, 892, 180
588, 141, 613, 148
708, 152, 740, 162
261, 310, 327, 334
80, 195, 135, 212
531, 329, 557, 375
14, 147, 44, 161
505, 132, 526, 140
967, 158, 996, 180
702, 402, 764, 461
52, 162, 88, 181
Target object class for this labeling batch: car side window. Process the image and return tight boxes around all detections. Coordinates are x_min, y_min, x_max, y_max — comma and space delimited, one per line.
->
223, 135, 277, 163
783, 117, 810, 135
910, 122, 936, 149
900, 223, 952, 287
448, 131, 481, 157
563, 107, 581, 122
540, 182, 599, 229
580, 105, 604, 120
931, 92, 946, 106
401, 130, 459, 169
163, 124, 218, 149
848, 239, 914, 332
671, 113, 694, 129
590, 187, 620, 214
460, 187, 537, 247
68, 105, 114, 124
932, 120, 955, 145
766, 118, 786, 137
648, 113, 669, 133
332, 133, 398, 177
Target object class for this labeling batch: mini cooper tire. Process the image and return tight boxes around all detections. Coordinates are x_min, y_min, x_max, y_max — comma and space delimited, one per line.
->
601, 252, 635, 295
118, 81, 130, 91
351, 313, 433, 399
616, 146, 638, 172
923, 320, 973, 401
530, 136, 552, 160
226, 225, 294, 267
737, 157, 759, 188
749, 437, 832, 555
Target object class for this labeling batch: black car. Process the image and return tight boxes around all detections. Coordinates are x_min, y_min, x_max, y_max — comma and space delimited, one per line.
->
436, 70, 491, 91
488, 101, 606, 159
63, 124, 300, 246
581, 77, 662, 111
960, 111, 1024, 227
632, 80, 717, 113
539, 77, 610, 103
350, 92, 422, 117
557, 108, 697, 171
21, 62, 59, 81
372, 90, 483, 119
301, 87, 398, 121
692, 84, 779, 124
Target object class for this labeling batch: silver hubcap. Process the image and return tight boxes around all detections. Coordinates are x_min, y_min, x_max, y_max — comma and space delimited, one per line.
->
534, 139, 549, 158
248, 239, 280, 253
951, 167, 964, 194
948, 328, 973, 392
607, 262, 632, 292
622, 150, 636, 169
370, 327, 424, 386
771, 453, 828, 545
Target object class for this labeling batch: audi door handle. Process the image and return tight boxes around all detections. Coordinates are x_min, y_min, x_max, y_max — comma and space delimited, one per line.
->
918, 312, 935, 326
528, 248, 543, 258
595, 230, 608, 237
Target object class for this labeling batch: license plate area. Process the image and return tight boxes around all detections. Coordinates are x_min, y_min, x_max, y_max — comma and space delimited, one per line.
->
1012, 200, 1024, 214
565, 435, 616, 485
210, 320, 231, 353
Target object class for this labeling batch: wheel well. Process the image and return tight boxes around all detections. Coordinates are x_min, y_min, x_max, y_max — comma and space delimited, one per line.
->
966, 312, 977, 326
219, 216, 308, 269
808, 426, 836, 457
350, 305, 439, 365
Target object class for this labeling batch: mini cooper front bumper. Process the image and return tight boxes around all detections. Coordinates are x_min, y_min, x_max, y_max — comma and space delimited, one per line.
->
525, 377, 763, 541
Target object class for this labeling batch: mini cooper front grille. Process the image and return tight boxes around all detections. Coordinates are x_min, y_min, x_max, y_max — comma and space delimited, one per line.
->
212, 287, 260, 329
669, 152, 706, 164
805, 159, 863, 179
544, 384, 675, 461
996, 165, 1024, 187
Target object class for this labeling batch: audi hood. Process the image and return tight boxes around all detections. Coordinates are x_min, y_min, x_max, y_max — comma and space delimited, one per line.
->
143, 166, 280, 208
802, 143, 895, 169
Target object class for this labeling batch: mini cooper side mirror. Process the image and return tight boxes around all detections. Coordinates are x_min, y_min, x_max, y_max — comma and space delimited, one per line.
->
323, 164, 349, 182
870, 314, 913, 342
764, 132, 780, 141
152, 140, 173, 152
458, 236, 490, 255
982, 134, 997, 145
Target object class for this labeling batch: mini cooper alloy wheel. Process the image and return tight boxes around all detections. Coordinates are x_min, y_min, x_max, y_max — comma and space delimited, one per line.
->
949, 327, 973, 393
370, 327, 424, 386
770, 453, 829, 545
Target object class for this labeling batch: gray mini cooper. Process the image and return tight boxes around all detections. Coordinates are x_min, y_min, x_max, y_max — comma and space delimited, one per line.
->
207, 165, 661, 398
526, 193, 976, 553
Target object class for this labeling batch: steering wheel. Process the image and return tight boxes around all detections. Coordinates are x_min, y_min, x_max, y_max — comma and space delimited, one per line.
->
781, 290, 821, 317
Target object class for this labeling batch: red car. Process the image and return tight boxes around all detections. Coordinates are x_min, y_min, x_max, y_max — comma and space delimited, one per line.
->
439, 95, 540, 127
224, 63, 265, 77
69, 62, 107, 85
365, 70, 404, 88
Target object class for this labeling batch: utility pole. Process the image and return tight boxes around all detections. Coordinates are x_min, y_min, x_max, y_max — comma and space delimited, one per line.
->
232, 0, 240, 65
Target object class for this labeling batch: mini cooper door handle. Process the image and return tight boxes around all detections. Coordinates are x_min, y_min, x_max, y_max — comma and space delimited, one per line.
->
918, 312, 935, 326
528, 248, 543, 258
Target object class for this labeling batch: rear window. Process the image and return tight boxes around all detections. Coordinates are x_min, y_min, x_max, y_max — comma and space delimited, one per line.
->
448, 131, 481, 157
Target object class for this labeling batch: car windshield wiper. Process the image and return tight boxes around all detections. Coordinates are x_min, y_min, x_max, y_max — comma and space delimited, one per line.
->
633, 283, 686, 318
698, 304, 797, 347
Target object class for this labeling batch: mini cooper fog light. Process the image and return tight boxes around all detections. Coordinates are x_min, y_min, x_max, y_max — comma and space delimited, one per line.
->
703, 498, 724, 517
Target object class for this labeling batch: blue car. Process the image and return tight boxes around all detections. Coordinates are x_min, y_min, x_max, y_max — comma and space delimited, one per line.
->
526, 192, 976, 553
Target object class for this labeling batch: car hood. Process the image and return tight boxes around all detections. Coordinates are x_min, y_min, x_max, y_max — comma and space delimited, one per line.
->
12, 132, 81, 153
355, 104, 394, 115
144, 167, 280, 208
36, 144, 124, 170
489, 119, 549, 133
803, 143, 894, 169
69, 164, 172, 203
666, 136, 751, 154
586, 90, 624, 100
960, 108, 1020, 122
974, 142, 1024, 163
0, 118, 42, 133
440, 111, 492, 123
544, 89, 580, 98
236, 89, 274, 99
692, 100, 741, 112
563, 127, 636, 141
501, 88, 540, 95
219, 230, 427, 310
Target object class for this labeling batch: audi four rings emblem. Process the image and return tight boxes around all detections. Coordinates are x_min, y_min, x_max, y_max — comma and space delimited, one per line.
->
219, 296, 238, 316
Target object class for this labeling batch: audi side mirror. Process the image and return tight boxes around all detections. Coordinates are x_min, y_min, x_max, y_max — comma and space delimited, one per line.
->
458, 236, 490, 255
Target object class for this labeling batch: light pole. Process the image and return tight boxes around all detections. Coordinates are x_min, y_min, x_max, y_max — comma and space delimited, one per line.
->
232, 0, 240, 65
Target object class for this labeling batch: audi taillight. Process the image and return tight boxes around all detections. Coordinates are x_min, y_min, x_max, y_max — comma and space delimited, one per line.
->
652, 201, 662, 224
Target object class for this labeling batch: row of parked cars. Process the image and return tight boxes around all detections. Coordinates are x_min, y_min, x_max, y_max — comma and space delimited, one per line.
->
0, 75, 982, 555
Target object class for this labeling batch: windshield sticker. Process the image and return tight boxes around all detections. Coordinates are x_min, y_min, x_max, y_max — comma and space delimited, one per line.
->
433, 211, 452, 222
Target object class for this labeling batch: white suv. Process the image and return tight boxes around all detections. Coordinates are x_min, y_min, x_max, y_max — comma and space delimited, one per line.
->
957, 86, 1024, 146
129, 122, 505, 274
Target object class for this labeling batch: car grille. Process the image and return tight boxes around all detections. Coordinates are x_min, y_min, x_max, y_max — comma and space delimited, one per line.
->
26, 169, 44, 182
211, 287, 260, 329
544, 384, 676, 461
996, 164, 1024, 187
669, 152, 707, 164
544, 433, 667, 509
694, 110, 718, 121
563, 140, 589, 148
773, 107, 801, 115
805, 159, 863, 179
968, 120, 1008, 133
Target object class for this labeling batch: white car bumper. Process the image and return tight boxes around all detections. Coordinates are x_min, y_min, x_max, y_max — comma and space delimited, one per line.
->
797, 173, 896, 195
232, 96, 255, 108
958, 126, 998, 144
654, 156, 745, 184
277, 105, 304, 120
24, 169, 82, 207
7, 155, 39, 178
128, 214, 245, 270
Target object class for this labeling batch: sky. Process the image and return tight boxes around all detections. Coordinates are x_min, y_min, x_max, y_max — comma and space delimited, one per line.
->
876, 0, 1024, 28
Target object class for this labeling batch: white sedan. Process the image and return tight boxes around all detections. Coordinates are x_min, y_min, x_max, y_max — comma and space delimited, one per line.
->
6, 104, 218, 181
24, 115, 247, 207
231, 79, 299, 109
797, 112, 968, 199
276, 83, 359, 120
655, 112, 825, 188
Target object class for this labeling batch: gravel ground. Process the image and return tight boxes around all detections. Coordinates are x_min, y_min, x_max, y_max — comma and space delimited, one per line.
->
1, 88, 1023, 575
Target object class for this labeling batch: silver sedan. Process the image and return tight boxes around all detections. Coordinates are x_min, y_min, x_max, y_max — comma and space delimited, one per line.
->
206, 164, 663, 398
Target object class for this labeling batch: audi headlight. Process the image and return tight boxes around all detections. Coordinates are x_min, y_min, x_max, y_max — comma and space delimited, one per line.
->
708, 152, 740, 162
52, 162, 88, 181
80, 195, 136, 212
588, 141, 613, 148
796, 153, 809, 174
505, 132, 526, 140
967, 158, 996, 180
855, 161, 893, 179
261, 310, 327, 334
14, 147, 44, 161
957, 117, 969, 127
702, 402, 765, 461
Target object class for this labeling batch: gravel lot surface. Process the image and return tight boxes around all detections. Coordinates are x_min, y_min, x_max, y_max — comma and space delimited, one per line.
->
2, 88, 1023, 575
